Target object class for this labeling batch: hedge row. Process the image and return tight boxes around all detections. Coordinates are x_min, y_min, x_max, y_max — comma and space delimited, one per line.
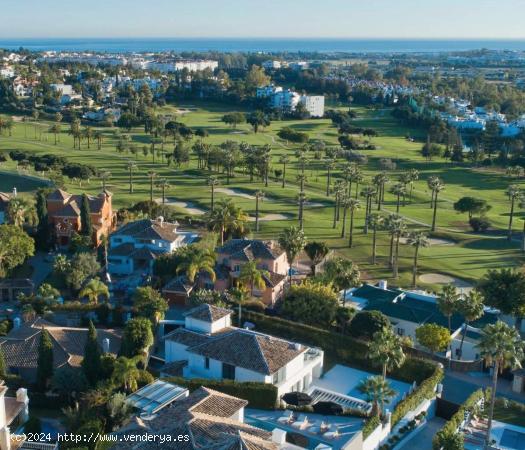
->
162, 376, 278, 410
362, 415, 381, 440
391, 364, 444, 427
241, 311, 437, 384
432, 388, 485, 449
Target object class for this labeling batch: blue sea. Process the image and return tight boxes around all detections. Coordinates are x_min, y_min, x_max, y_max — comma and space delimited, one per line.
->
1, 38, 525, 54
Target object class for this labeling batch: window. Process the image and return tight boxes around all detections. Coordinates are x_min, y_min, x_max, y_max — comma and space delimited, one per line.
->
234, 265, 240, 272
204, 357, 210, 370
272, 367, 286, 384
397, 328, 404, 336
222, 363, 235, 380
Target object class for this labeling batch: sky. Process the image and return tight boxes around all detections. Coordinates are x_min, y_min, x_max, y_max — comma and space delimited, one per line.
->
1, 0, 524, 39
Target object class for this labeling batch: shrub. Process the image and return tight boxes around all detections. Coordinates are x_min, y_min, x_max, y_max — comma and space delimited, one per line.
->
349, 310, 390, 339
391, 364, 444, 427
469, 216, 491, 232
163, 377, 278, 410
362, 415, 381, 439
433, 389, 485, 449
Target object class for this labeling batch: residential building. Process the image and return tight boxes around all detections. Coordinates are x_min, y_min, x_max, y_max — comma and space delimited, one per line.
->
0, 279, 34, 302
49, 83, 74, 96
0, 381, 30, 450
299, 94, 325, 118
162, 238, 288, 307
346, 282, 498, 360
256, 84, 325, 117
163, 304, 324, 396
262, 60, 282, 70
108, 218, 198, 276
0, 317, 121, 383
114, 384, 283, 449
46, 189, 115, 248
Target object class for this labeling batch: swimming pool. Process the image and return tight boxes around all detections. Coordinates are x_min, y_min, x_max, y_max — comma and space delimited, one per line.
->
501, 429, 525, 450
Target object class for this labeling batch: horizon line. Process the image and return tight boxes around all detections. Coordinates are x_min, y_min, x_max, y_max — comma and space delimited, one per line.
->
1, 36, 525, 41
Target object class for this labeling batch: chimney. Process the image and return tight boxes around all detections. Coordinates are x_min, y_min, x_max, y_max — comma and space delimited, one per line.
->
12, 187, 17, 198
378, 280, 388, 290
157, 216, 164, 228
102, 338, 110, 354
13, 318, 21, 329
16, 388, 28, 405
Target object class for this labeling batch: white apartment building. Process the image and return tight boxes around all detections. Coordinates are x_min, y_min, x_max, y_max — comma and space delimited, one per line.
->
164, 304, 324, 396
257, 84, 325, 117
299, 94, 325, 118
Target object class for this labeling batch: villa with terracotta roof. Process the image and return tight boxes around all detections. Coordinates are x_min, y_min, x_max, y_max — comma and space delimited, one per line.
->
108, 218, 198, 277
113, 384, 282, 450
0, 317, 121, 383
163, 304, 324, 396
163, 239, 289, 307
46, 188, 115, 247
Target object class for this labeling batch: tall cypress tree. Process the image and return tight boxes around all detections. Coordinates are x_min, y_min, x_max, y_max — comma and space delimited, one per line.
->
80, 194, 93, 237
82, 321, 101, 386
35, 189, 50, 250
37, 329, 54, 390
0, 346, 6, 378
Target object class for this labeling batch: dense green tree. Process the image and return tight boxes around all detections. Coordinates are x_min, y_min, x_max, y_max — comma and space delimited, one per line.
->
416, 323, 451, 354
349, 310, 390, 340
304, 241, 329, 275
368, 326, 406, 379
453, 197, 491, 220
37, 329, 54, 390
281, 281, 339, 327
0, 224, 34, 276
121, 318, 154, 357
132, 286, 168, 323
82, 321, 102, 386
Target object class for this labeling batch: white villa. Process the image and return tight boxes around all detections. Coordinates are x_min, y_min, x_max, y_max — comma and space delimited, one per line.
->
346, 282, 498, 361
163, 304, 324, 396
108, 218, 197, 276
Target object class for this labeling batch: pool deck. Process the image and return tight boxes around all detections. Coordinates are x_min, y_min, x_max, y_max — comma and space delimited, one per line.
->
311, 364, 413, 408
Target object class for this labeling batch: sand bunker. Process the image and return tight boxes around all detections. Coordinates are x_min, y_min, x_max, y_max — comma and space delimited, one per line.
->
215, 188, 255, 200
156, 198, 206, 215
419, 273, 473, 290
400, 237, 455, 246
304, 202, 325, 208
248, 213, 290, 222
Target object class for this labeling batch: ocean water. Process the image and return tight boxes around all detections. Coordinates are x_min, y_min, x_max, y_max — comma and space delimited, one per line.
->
1, 38, 525, 54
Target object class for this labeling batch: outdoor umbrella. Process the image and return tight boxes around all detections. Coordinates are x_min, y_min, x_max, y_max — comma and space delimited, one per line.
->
282, 391, 313, 406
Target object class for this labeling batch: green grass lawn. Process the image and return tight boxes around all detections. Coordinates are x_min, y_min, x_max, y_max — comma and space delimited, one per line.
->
1, 103, 523, 290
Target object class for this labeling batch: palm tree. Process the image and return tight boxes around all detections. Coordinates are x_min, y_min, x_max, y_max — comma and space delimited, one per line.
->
457, 290, 484, 360
406, 231, 429, 287
147, 171, 157, 202
297, 191, 307, 231
126, 161, 137, 194
48, 123, 61, 145
325, 159, 335, 196
361, 185, 377, 234
296, 173, 307, 193
254, 190, 265, 232
157, 178, 170, 205
83, 127, 94, 149
177, 248, 216, 283
324, 257, 360, 306
278, 226, 307, 285
477, 321, 524, 446
111, 356, 144, 393
100, 170, 111, 190
6, 197, 37, 227
79, 278, 110, 304
368, 326, 406, 379
279, 155, 290, 188
507, 184, 522, 240
32, 109, 39, 140
408, 169, 419, 202
332, 180, 346, 228
228, 286, 249, 327
239, 260, 268, 297
304, 241, 329, 275
359, 375, 396, 417
207, 176, 219, 211
437, 284, 460, 332
206, 199, 248, 245
367, 213, 384, 264
428, 176, 445, 231
346, 198, 361, 248
373, 172, 389, 210
391, 182, 407, 213
94, 131, 104, 150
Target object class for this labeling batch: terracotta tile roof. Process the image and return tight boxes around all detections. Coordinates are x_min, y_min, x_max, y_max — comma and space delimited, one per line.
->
111, 387, 276, 450
262, 271, 286, 288
188, 329, 304, 375
46, 189, 71, 201
183, 304, 232, 323
113, 219, 181, 243
217, 240, 283, 261
0, 319, 122, 370
163, 276, 195, 295
164, 328, 211, 347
